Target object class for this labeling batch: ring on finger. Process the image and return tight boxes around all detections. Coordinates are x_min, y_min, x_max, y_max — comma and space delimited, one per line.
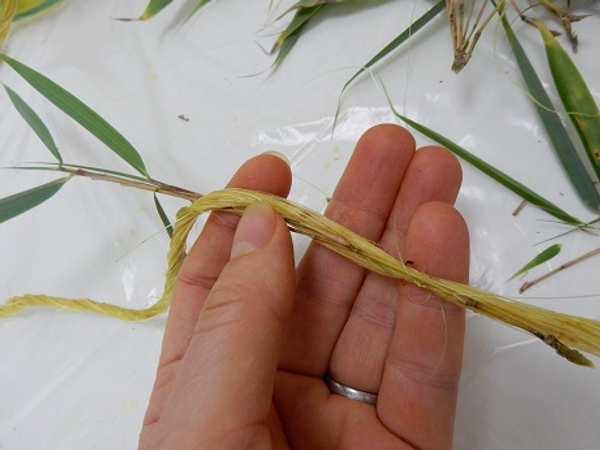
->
324, 373, 378, 405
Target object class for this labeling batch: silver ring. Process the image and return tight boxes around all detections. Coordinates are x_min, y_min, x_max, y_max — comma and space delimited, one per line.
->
325, 374, 378, 405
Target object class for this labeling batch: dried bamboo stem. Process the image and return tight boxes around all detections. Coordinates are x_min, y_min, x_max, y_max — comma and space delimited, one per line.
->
520, 246, 600, 293
54, 166, 201, 201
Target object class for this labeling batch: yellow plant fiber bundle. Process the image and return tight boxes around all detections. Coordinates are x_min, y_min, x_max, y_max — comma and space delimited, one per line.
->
0, 0, 17, 44
2, 188, 600, 367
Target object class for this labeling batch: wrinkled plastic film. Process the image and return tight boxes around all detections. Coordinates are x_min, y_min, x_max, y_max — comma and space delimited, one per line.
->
1, 1, 600, 449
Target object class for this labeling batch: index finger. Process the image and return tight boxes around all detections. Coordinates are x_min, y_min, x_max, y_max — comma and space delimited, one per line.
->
161, 152, 292, 366
141, 153, 292, 439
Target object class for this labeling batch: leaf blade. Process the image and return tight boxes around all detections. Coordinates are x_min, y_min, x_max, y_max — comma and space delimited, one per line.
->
0, 176, 70, 223
137, 0, 173, 21
341, 0, 445, 95
508, 243, 562, 281
499, 9, 600, 212
4, 84, 62, 163
271, 5, 325, 56
15, 0, 61, 20
153, 193, 173, 238
535, 20, 600, 182
392, 110, 584, 226
0, 54, 149, 177
185, 0, 212, 22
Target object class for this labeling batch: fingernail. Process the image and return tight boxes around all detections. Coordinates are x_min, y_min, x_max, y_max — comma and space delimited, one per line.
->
230, 202, 276, 260
262, 150, 290, 166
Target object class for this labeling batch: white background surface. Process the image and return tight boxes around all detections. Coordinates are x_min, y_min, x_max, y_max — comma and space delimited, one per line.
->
1, 0, 599, 448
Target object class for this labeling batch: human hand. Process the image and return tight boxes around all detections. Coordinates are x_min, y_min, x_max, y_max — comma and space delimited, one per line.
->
139, 124, 469, 449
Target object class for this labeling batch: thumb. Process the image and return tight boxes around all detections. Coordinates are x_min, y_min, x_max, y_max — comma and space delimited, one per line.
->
156, 202, 295, 447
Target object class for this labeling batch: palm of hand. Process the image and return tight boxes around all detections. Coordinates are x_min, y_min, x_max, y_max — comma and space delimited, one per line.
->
139, 125, 469, 450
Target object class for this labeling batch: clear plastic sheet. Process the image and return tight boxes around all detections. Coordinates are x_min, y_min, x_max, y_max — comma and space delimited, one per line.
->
1, 0, 599, 448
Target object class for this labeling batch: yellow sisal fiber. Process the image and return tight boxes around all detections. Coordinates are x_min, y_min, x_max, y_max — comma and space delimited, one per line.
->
0, 0, 17, 44
2, 187, 600, 367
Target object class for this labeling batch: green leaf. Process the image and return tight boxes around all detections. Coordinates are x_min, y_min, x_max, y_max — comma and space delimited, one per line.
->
135, 0, 173, 21
535, 20, 600, 183
153, 193, 173, 238
0, 176, 70, 223
4, 84, 62, 163
508, 243, 562, 281
390, 107, 584, 226
15, 0, 61, 20
340, 0, 445, 96
185, 0, 212, 22
277, 0, 345, 18
499, 8, 600, 212
269, 5, 326, 70
297, 0, 344, 6
0, 54, 149, 178
271, 25, 303, 69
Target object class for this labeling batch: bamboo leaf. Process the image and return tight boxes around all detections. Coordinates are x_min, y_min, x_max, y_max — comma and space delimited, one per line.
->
0, 176, 70, 223
121, 0, 173, 21
271, 4, 325, 55
271, 23, 305, 69
153, 193, 173, 238
298, 0, 344, 6
508, 243, 562, 281
391, 107, 584, 226
340, 0, 445, 96
185, 0, 213, 22
0, 54, 149, 177
15, 0, 61, 19
4, 84, 62, 163
499, 8, 600, 212
535, 20, 600, 183
277, 0, 345, 19
140, 0, 172, 20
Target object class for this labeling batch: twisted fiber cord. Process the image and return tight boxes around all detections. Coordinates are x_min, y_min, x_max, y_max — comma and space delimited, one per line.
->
2, 188, 600, 366
0, 203, 197, 321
